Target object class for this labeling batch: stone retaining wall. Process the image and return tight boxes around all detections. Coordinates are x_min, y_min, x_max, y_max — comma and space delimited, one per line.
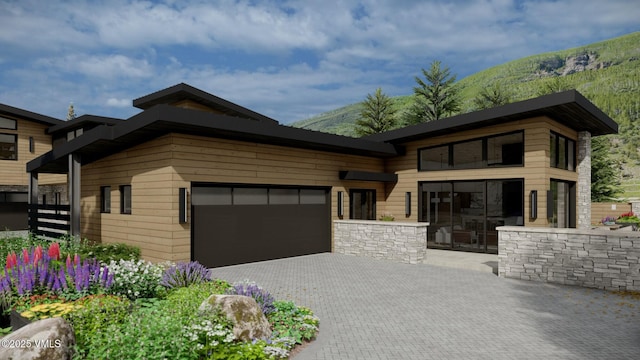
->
498, 226, 640, 291
334, 220, 428, 264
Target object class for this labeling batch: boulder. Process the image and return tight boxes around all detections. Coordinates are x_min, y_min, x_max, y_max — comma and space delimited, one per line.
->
199, 294, 272, 341
0, 317, 75, 360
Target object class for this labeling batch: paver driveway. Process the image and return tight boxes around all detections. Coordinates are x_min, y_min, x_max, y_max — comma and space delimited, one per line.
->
212, 253, 640, 360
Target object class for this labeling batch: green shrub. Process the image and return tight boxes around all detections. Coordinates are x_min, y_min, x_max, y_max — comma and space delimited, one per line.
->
65, 295, 131, 357
268, 300, 320, 345
79, 242, 140, 263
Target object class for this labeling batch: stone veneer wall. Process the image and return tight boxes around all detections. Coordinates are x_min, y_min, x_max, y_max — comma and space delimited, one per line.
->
499, 226, 640, 291
333, 220, 428, 264
577, 131, 591, 229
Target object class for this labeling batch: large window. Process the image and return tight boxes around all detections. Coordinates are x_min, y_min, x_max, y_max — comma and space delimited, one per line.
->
100, 186, 111, 213
0, 134, 17, 160
120, 185, 131, 214
419, 131, 523, 171
420, 179, 523, 254
0, 117, 17, 130
350, 189, 376, 220
550, 132, 575, 171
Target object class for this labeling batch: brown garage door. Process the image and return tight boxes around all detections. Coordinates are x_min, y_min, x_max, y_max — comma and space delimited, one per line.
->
192, 185, 331, 268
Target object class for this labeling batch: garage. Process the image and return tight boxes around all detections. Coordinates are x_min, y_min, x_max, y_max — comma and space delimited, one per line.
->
0, 192, 28, 230
191, 184, 331, 267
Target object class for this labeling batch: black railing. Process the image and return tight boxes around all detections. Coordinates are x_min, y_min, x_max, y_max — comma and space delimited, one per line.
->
28, 204, 70, 238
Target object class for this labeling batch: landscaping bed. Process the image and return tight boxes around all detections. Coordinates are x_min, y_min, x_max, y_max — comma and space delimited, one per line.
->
0, 234, 318, 359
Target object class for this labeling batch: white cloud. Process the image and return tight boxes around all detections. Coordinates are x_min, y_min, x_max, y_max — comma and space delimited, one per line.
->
35, 54, 154, 79
106, 98, 130, 107
0, 0, 638, 125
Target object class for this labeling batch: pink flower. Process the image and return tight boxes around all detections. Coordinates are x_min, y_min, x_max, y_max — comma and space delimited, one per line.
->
5, 252, 15, 269
22, 248, 29, 263
74, 254, 80, 266
48, 243, 61, 261
34, 245, 43, 264
66, 254, 72, 269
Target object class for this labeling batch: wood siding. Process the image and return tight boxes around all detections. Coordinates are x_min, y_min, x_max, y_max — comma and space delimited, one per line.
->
80, 133, 385, 262
1, 117, 65, 186
592, 202, 632, 225
385, 116, 579, 227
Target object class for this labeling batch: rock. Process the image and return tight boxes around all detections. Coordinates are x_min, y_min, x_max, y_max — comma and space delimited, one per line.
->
199, 294, 272, 341
0, 317, 75, 360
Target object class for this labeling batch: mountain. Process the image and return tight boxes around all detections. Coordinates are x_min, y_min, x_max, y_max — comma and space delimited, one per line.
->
291, 32, 640, 198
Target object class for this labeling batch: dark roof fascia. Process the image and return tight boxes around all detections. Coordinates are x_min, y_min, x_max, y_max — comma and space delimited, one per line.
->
132, 83, 279, 125
0, 103, 64, 126
27, 125, 115, 173
28, 104, 401, 174
140, 105, 402, 157
339, 170, 398, 182
365, 90, 618, 143
46, 115, 124, 135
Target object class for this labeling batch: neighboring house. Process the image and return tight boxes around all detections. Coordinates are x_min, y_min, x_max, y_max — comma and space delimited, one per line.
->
23, 83, 616, 267
0, 104, 66, 230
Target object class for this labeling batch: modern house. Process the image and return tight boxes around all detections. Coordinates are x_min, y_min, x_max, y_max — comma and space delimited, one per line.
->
20, 83, 616, 267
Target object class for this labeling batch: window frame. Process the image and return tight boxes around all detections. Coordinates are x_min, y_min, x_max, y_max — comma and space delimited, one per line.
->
100, 186, 111, 213
418, 130, 524, 171
349, 189, 376, 220
0, 133, 18, 161
549, 131, 576, 171
119, 185, 131, 214
0, 116, 17, 130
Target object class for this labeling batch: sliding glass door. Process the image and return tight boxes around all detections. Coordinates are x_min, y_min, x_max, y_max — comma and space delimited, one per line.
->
420, 179, 523, 254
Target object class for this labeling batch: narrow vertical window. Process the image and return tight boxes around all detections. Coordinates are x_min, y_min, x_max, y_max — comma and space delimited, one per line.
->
29, 137, 34, 153
120, 185, 131, 214
101, 186, 111, 213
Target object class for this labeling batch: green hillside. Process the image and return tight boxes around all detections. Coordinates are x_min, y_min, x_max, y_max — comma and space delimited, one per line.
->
292, 32, 640, 198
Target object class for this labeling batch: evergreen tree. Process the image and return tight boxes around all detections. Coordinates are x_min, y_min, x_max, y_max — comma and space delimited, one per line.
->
536, 76, 571, 96
591, 136, 622, 201
67, 102, 76, 121
473, 83, 512, 110
405, 60, 460, 124
355, 88, 397, 136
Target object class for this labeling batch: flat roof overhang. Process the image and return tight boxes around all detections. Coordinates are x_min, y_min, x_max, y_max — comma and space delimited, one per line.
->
339, 170, 398, 182
365, 90, 618, 143
27, 104, 402, 174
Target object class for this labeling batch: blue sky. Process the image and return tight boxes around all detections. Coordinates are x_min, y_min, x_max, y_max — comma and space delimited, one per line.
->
0, 0, 638, 124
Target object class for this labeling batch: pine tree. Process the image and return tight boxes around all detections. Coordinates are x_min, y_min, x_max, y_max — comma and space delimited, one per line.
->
473, 83, 512, 110
67, 102, 76, 121
355, 88, 397, 136
405, 60, 460, 125
591, 136, 622, 201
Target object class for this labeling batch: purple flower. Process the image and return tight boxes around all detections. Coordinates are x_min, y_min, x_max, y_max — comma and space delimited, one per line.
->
226, 281, 276, 315
160, 261, 211, 289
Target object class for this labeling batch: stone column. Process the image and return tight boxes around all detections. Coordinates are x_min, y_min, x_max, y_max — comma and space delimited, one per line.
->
577, 131, 591, 229
631, 201, 640, 215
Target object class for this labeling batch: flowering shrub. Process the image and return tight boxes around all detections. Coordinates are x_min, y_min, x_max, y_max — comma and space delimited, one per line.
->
617, 211, 640, 223
0, 243, 113, 310
602, 216, 617, 224
160, 261, 211, 289
226, 280, 276, 315
105, 259, 164, 300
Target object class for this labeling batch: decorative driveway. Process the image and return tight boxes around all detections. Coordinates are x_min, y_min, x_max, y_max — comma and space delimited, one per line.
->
212, 253, 640, 360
